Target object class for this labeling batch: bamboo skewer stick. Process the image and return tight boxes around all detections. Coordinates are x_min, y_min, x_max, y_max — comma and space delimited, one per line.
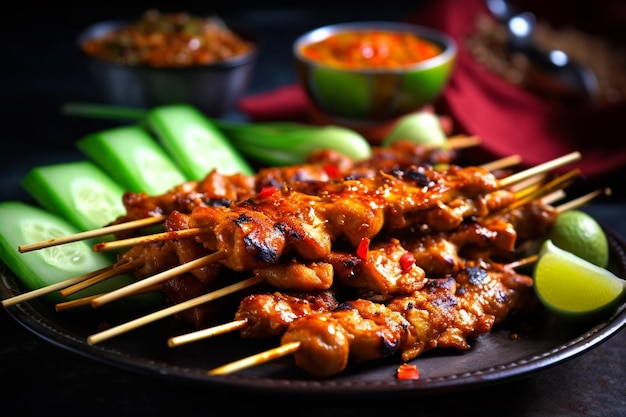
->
555, 188, 611, 213
89, 250, 227, 308
540, 189, 567, 206
55, 282, 164, 312
512, 174, 549, 197
511, 169, 581, 208
488, 169, 582, 220
87, 275, 264, 345
443, 135, 482, 150
94, 228, 202, 253
168, 319, 248, 347
506, 255, 539, 270
498, 151, 581, 188
1, 266, 112, 307
59, 257, 145, 297
208, 341, 301, 376
480, 154, 522, 172
17, 215, 166, 253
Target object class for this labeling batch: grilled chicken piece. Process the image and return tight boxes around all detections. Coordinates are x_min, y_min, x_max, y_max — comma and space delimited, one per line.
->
235, 289, 339, 339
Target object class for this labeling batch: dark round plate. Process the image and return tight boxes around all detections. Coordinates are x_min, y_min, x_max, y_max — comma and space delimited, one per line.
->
1, 229, 625, 397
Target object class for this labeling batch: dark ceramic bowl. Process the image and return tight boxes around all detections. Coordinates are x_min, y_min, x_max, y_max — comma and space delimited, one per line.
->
78, 19, 257, 117
293, 21, 457, 123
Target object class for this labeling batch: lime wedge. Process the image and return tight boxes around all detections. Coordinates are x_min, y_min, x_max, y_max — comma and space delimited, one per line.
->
534, 240, 625, 320
546, 210, 609, 268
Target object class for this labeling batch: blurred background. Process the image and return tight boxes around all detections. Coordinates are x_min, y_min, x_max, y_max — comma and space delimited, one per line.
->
1, 2, 417, 198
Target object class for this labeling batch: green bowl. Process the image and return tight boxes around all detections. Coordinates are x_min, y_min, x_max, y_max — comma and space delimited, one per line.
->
293, 21, 457, 123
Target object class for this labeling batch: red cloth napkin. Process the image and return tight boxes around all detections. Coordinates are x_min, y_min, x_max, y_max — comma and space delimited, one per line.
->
237, 0, 626, 182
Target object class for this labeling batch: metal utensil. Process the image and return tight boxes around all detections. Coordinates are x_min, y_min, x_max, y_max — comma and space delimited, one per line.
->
485, 0, 599, 103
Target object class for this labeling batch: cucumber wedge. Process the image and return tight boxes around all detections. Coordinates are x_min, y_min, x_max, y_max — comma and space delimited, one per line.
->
21, 160, 126, 232
76, 125, 187, 195
147, 104, 253, 178
0, 201, 140, 304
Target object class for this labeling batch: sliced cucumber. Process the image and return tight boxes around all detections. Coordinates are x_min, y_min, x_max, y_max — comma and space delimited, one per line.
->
0, 201, 140, 304
147, 104, 254, 178
21, 160, 126, 232
76, 125, 188, 195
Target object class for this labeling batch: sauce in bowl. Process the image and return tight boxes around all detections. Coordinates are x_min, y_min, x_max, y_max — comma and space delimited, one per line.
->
81, 9, 254, 68
299, 30, 442, 70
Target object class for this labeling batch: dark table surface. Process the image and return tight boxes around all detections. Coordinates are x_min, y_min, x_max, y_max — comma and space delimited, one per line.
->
2, 3, 624, 416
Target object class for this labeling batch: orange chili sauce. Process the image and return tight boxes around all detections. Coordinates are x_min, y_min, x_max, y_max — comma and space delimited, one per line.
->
299, 30, 442, 70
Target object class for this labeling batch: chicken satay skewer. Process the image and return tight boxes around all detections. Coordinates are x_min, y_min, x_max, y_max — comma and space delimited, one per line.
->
78, 156, 586, 346
4, 153, 580, 312
208, 260, 535, 377
91, 154, 522, 255
5, 153, 579, 312
93, 153, 579, 256
89, 159, 581, 314
168, 289, 340, 347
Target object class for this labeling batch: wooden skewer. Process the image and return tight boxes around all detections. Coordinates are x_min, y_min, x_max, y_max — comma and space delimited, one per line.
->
208, 341, 301, 376
59, 257, 144, 297
480, 154, 522, 172
505, 254, 539, 270
489, 168, 581, 220
445, 135, 482, 150
512, 174, 549, 198
55, 283, 163, 312
168, 319, 248, 347
17, 215, 166, 253
498, 151, 581, 188
94, 227, 202, 252
555, 188, 611, 213
513, 169, 581, 208
540, 189, 567, 206
87, 275, 264, 345
1, 266, 112, 308
90, 250, 227, 308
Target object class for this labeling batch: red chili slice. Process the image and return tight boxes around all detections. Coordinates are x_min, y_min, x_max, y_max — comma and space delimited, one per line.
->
396, 363, 420, 380
259, 186, 278, 197
356, 237, 370, 260
399, 252, 416, 273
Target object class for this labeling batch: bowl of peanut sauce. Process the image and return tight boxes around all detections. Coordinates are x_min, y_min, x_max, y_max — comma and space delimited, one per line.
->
78, 9, 258, 116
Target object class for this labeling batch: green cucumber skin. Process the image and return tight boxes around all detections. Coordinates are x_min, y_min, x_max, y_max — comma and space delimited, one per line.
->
77, 125, 188, 195
148, 104, 254, 178
20, 160, 126, 232
0, 201, 136, 304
